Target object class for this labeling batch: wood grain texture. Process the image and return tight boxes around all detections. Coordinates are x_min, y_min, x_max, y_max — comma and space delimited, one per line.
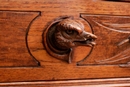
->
0, 11, 40, 67
1, 77, 130, 87
0, 0, 130, 86
78, 14, 130, 65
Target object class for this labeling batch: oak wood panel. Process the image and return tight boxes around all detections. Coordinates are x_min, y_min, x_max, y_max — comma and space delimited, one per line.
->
1, 64, 130, 82
0, 11, 40, 67
78, 14, 130, 65
0, 0, 130, 86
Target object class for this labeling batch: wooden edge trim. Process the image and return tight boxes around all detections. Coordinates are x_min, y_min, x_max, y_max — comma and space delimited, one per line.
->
0, 78, 130, 86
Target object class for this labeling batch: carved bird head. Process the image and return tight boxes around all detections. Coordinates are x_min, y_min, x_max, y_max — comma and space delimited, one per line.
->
54, 19, 97, 50
45, 18, 97, 63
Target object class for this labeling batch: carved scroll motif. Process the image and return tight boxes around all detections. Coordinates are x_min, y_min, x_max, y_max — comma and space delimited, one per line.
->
78, 14, 130, 66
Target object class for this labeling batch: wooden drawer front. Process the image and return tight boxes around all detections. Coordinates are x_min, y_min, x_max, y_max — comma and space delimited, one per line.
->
0, 0, 130, 84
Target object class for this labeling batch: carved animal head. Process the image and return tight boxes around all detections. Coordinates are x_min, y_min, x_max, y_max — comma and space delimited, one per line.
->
44, 18, 97, 63
54, 19, 97, 50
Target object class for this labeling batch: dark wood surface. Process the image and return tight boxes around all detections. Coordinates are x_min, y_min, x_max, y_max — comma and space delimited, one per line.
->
0, 0, 130, 86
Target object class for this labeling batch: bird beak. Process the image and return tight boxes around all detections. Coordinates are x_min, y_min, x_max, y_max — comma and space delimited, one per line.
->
74, 31, 97, 47
83, 31, 97, 47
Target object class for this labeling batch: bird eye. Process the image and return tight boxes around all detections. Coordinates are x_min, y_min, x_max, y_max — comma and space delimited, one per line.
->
65, 30, 75, 35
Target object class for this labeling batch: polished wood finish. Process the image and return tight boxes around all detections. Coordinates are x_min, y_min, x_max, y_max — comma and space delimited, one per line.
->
43, 17, 97, 63
0, 11, 39, 67
79, 14, 130, 65
0, 0, 130, 86
1, 78, 130, 87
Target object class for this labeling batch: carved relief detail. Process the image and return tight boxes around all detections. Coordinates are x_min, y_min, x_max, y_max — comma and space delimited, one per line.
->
43, 17, 97, 63
79, 14, 130, 66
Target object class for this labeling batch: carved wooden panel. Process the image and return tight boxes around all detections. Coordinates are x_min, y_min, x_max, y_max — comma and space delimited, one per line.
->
27, 15, 98, 65
0, 0, 130, 86
0, 11, 40, 67
78, 14, 130, 66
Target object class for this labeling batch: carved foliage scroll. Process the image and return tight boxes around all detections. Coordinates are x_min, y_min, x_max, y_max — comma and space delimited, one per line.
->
78, 14, 130, 66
